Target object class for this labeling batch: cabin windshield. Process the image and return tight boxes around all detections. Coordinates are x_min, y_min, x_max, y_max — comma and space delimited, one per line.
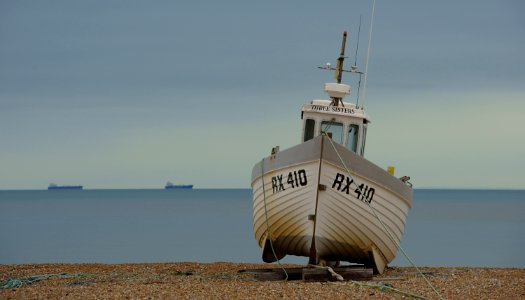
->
304, 119, 315, 142
321, 121, 343, 144
346, 124, 359, 152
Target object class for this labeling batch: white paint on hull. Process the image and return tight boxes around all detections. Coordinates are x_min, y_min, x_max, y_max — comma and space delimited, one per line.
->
251, 135, 412, 273
315, 161, 410, 273
252, 160, 319, 260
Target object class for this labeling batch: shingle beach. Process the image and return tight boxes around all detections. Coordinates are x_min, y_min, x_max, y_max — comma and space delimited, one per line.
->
1, 262, 524, 299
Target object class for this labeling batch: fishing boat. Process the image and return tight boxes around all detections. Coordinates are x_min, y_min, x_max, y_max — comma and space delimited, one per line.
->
48, 183, 83, 190
250, 32, 413, 274
164, 182, 193, 189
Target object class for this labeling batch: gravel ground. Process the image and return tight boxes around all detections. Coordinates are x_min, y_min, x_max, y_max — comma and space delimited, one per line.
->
1, 262, 524, 299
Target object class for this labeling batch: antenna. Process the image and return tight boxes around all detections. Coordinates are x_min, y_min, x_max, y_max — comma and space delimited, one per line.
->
361, 0, 376, 109
354, 14, 363, 107
356, 73, 363, 107
353, 14, 362, 67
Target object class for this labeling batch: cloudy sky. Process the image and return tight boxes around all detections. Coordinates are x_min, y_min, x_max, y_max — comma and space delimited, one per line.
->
1, 0, 524, 189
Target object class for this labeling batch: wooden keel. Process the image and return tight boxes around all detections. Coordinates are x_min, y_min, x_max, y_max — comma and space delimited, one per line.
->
368, 245, 387, 274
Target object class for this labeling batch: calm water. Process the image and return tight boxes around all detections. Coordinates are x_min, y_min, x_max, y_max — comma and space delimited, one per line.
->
0, 189, 524, 268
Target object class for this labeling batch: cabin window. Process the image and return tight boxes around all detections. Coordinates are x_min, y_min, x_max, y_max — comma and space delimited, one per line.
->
304, 119, 316, 142
321, 121, 343, 144
346, 124, 359, 152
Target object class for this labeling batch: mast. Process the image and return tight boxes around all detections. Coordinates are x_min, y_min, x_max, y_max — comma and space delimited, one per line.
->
318, 32, 363, 107
335, 31, 347, 84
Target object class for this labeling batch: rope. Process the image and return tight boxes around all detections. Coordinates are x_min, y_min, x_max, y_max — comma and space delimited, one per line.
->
260, 158, 288, 280
306, 264, 344, 282
327, 267, 343, 281
349, 280, 429, 300
325, 136, 444, 300
1, 272, 92, 289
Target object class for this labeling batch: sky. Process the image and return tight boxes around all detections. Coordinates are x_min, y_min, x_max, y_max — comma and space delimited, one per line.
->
1, 0, 524, 189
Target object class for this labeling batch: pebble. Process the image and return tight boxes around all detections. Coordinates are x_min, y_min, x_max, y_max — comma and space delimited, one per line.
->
1, 263, 524, 299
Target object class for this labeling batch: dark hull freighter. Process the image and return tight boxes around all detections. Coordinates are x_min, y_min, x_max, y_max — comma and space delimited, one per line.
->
165, 182, 193, 189
48, 184, 83, 190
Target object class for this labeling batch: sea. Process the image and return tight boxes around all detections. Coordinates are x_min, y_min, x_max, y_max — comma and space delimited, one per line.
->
0, 189, 524, 268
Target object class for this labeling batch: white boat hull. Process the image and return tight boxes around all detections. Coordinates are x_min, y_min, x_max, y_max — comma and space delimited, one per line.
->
251, 135, 412, 274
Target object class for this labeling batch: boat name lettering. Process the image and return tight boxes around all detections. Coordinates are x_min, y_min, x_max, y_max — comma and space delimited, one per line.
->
309, 105, 355, 115
332, 173, 375, 203
272, 169, 307, 194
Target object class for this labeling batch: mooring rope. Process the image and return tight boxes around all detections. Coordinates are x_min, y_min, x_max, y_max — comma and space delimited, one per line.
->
260, 158, 288, 280
1, 272, 93, 289
305, 264, 344, 281
349, 280, 430, 300
325, 136, 444, 300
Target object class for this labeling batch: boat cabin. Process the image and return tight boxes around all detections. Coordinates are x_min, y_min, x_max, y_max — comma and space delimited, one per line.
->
301, 83, 370, 156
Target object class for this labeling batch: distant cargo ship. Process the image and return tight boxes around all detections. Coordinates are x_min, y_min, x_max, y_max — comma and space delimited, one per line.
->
48, 183, 83, 190
165, 182, 193, 189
